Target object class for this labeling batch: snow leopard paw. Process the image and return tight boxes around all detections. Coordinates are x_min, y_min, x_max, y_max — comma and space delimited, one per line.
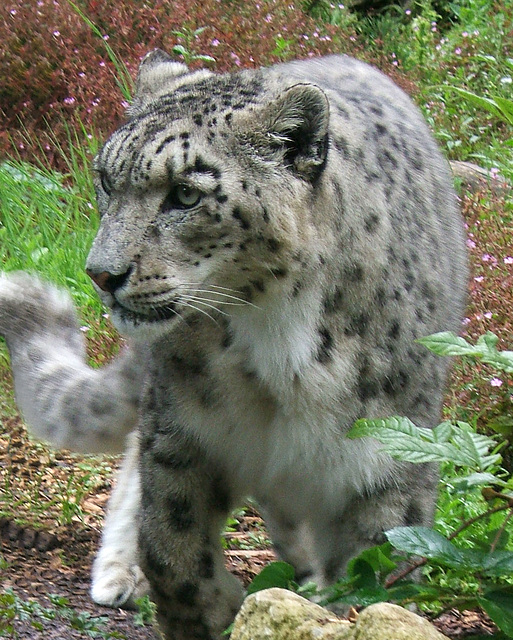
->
91, 563, 150, 609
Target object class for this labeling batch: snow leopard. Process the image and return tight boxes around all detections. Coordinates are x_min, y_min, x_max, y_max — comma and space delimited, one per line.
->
0, 51, 467, 639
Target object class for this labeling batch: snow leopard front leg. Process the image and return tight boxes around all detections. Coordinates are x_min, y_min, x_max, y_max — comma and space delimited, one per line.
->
0, 272, 142, 453
137, 388, 244, 640
0, 272, 146, 606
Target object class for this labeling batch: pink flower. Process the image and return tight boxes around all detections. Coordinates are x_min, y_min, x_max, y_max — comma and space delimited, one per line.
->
484, 312, 492, 319
474, 276, 484, 283
490, 378, 503, 387
504, 257, 513, 264
466, 238, 476, 249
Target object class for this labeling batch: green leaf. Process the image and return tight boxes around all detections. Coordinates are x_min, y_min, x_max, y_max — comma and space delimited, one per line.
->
449, 472, 500, 491
349, 543, 397, 578
334, 585, 389, 607
246, 562, 295, 595
479, 589, 513, 636
347, 558, 378, 589
432, 421, 454, 443
417, 332, 479, 357
418, 332, 513, 373
349, 417, 500, 470
172, 44, 188, 57
478, 550, 513, 577
386, 527, 465, 566
349, 416, 434, 442
387, 528, 513, 578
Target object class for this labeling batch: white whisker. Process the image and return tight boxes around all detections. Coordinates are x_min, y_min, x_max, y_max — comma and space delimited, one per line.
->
176, 284, 260, 309
178, 300, 221, 324
180, 295, 228, 317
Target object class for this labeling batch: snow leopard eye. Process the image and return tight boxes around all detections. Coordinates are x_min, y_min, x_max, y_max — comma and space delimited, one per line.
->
162, 184, 202, 211
99, 171, 113, 196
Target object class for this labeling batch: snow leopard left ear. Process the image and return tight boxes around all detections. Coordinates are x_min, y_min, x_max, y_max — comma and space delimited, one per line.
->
263, 83, 330, 181
128, 49, 212, 118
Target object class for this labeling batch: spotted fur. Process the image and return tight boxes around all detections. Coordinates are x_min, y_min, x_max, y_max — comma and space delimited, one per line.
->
0, 52, 467, 639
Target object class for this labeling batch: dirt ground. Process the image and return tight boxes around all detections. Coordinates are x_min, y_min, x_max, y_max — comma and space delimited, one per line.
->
1, 512, 499, 640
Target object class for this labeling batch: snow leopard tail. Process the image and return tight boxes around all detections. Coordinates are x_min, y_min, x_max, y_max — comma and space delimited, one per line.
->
0, 272, 140, 453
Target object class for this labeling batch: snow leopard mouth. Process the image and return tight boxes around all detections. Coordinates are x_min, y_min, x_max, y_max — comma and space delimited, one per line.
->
111, 300, 180, 327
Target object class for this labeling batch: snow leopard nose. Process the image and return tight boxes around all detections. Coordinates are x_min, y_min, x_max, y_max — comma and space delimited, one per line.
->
86, 268, 131, 294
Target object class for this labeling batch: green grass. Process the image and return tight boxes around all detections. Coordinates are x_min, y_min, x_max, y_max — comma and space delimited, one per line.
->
0, 154, 100, 312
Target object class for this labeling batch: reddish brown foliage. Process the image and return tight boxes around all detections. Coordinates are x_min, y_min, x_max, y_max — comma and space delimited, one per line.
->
1, 0, 364, 169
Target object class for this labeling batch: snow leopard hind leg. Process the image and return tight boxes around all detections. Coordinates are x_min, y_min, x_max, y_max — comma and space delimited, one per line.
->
0, 272, 147, 607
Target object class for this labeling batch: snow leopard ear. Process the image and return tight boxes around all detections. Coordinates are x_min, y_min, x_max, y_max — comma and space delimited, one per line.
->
128, 49, 211, 118
264, 83, 330, 181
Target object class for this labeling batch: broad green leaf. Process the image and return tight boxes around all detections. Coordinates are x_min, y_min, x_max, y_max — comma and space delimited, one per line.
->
347, 558, 378, 588
386, 527, 465, 566
419, 331, 513, 372
479, 590, 513, 636
348, 543, 397, 578
450, 429, 502, 470
388, 582, 454, 604
417, 332, 479, 357
349, 417, 499, 469
478, 550, 513, 577
172, 45, 189, 56
388, 528, 513, 578
246, 562, 295, 595
449, 472, 500, 492
332, 586, 389, 608
432, 421, 454, 443
349, 416, 434, 441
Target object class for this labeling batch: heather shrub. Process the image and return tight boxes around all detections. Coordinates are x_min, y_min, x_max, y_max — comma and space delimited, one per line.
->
1, 0, 360, 169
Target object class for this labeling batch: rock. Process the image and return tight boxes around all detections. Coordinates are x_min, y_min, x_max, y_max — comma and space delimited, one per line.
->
354, 602, 449, 640
231, 589, 450, 640
231, 588, 353, 640
450, 160, 510, 195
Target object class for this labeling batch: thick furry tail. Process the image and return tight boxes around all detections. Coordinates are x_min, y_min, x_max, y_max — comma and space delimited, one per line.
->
0, 272, 140, 453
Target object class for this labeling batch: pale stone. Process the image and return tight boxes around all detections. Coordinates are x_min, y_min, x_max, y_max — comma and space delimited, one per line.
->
231, 589, 451, 640
353, 602, 449, 640
230, 588, 353, 640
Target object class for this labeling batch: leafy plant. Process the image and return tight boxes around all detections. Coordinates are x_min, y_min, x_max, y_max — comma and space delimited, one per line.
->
133, 596, 157, 627
0, 590, 126, 638
171, 26, 216, 65
248, 332, 513, 637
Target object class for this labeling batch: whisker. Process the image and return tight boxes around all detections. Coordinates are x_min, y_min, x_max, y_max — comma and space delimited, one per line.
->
179, 295, 228, 317
178, 300, 221, 325
179, 289, 249, 306
177, 285, 260, 309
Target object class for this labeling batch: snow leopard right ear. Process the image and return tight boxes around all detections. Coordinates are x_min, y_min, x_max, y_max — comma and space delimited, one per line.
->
127, 49, 212, 118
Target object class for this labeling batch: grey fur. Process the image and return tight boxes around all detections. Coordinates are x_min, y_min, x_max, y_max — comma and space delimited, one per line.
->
0, 53, 467, 639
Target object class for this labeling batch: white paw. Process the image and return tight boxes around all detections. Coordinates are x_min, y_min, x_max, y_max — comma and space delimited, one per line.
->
91, 563, 150, 609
